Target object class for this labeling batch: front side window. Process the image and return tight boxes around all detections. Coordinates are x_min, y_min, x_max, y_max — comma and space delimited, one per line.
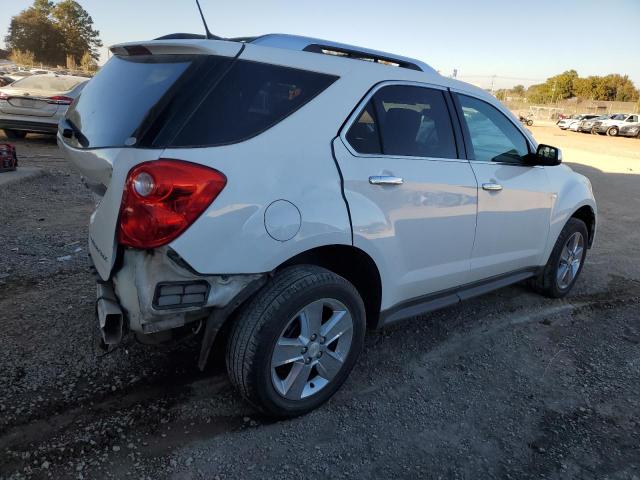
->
458, 94, 529, 163
346, 85, 457, 159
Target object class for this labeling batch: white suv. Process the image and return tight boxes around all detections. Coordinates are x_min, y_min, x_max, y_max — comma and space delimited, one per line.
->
59, 34, 597, 417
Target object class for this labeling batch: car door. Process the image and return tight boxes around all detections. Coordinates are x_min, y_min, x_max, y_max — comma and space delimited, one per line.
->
453, 92, 553, 281
333, 82, 478, 311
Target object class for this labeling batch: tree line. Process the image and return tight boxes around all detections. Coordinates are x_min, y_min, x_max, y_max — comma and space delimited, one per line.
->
497, 70, 639, 104
4, 0, 102, 69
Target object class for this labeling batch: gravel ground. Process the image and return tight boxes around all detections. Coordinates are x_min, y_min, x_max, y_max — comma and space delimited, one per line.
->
0, 129, 639, 480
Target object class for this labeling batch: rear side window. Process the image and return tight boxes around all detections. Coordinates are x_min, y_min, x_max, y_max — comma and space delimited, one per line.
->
167, 61, 338, 147
346, 85, 458, 159
346, 101, 381, 154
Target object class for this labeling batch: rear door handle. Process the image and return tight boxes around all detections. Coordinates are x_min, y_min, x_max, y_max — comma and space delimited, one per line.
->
482, 183, 503, 191
369, 175, 404, 186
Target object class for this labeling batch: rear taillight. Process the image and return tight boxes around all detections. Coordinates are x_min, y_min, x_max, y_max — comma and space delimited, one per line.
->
47, 95, 73, 105
0, 92, 9, 101
118, 159, 226, 249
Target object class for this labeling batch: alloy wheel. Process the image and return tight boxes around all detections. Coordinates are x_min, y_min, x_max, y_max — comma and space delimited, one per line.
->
557, 232, 584, 289
271, 298, 353, 400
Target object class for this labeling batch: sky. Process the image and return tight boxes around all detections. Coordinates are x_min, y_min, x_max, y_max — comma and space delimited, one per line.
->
1, 0, 639, 90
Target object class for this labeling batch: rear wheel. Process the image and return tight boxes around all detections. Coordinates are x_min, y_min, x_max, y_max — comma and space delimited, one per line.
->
526, 119, 533, 126
226, 265, 365, 417
530, 218, 588, 298
3, 129, 27, 139
607, 126, 619, 136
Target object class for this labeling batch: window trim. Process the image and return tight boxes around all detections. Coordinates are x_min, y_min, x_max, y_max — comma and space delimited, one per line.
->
339, 80, 467, 163
450, 89, 538, 167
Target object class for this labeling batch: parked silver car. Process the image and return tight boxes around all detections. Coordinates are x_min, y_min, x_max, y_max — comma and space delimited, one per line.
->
0, 74, 88, 138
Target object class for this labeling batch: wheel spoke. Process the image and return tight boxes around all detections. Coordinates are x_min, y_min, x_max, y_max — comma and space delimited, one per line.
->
571, 259, 581, 279
316, 350, 344, 381
573, 246, 584, 260
563, 263, 574, 284
272, 338, 304, 367
560, 247, 571, 263
299, 301, 323, 340
282, 362, 313, 399
569, 233, 579, 252
557, 263, 569, 286
320, 310, 352, 345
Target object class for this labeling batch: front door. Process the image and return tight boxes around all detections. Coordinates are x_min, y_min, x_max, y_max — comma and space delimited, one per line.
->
333, 83, 478, 310
454, 93, 553, 281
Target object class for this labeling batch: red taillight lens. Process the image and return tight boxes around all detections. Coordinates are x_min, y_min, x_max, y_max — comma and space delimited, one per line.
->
47, 95, 73, 105
0, 92, 9, 101
118, 159, 226, 249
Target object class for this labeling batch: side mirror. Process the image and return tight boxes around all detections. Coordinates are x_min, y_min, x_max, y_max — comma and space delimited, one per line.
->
526, 144, 562, 166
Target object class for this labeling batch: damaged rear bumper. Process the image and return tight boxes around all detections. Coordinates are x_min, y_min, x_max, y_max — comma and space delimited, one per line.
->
95, 247, 263, 345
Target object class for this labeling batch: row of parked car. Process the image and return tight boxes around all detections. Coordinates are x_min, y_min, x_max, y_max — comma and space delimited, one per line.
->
557, 113, 640, 138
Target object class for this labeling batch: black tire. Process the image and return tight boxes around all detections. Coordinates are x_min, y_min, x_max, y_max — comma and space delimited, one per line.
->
226, 265, 366, 417
3, 129, 27, 139
526, 119, 533, 126
530, 218, 588, 298
607, 126, 618, 136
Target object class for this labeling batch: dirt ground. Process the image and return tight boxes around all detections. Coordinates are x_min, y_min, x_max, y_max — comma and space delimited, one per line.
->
0, 126, 639, 480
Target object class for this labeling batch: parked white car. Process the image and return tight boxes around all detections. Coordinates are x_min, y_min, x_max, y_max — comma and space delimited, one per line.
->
0, 74, 88, 138
557, 114, 599, 130
59, 34, 597, 417
592, 113, 639, 136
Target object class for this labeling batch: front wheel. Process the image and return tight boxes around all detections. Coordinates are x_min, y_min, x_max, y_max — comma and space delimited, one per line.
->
3, 129, 27, 139
530, 218, 588, 298
607, 126, 619, 136
526, 119, 534, 126
226, 265, 366, 417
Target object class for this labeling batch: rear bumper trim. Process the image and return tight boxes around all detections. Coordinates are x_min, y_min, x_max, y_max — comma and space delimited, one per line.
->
0, 119, 58, 133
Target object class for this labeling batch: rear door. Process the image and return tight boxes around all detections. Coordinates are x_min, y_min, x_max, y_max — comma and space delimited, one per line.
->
453, 92, 553, 281
333, 82, 478, 310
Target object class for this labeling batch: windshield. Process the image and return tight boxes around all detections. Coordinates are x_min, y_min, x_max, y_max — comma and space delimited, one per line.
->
12, 75, 86, 92
611, 114, 626, 120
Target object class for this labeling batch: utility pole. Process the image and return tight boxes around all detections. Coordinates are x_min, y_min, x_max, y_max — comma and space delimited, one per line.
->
490, 75, 496, 94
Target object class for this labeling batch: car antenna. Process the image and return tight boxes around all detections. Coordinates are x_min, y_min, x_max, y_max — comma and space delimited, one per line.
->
195, 0, 222, 40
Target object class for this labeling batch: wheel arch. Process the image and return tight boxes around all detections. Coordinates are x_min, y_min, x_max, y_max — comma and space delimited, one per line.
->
279, 244, 382, 329
571, 205, 596, 248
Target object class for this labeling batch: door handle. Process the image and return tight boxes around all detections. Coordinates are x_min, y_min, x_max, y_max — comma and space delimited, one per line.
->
482, 183, 503, 191
369, 175, 404, 186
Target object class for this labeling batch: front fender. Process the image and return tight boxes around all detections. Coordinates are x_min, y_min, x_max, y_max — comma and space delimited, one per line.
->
543, 165, 597, 263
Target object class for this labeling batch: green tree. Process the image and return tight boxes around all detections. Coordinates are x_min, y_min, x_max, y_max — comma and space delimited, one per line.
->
5, 0, 63, 64
4, 0, 102, 66
511, 85, 525, 96
80, 50, 97, 72
53, 0, 102, 62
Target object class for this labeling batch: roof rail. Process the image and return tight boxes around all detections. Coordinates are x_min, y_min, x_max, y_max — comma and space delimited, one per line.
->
249, 34, 436, 74
302, 44, 421, 71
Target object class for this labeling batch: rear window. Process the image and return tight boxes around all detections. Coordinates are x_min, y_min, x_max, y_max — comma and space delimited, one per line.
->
65, 54, 337, 149
66, 55, 208, 149
11, 75, 85, 91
